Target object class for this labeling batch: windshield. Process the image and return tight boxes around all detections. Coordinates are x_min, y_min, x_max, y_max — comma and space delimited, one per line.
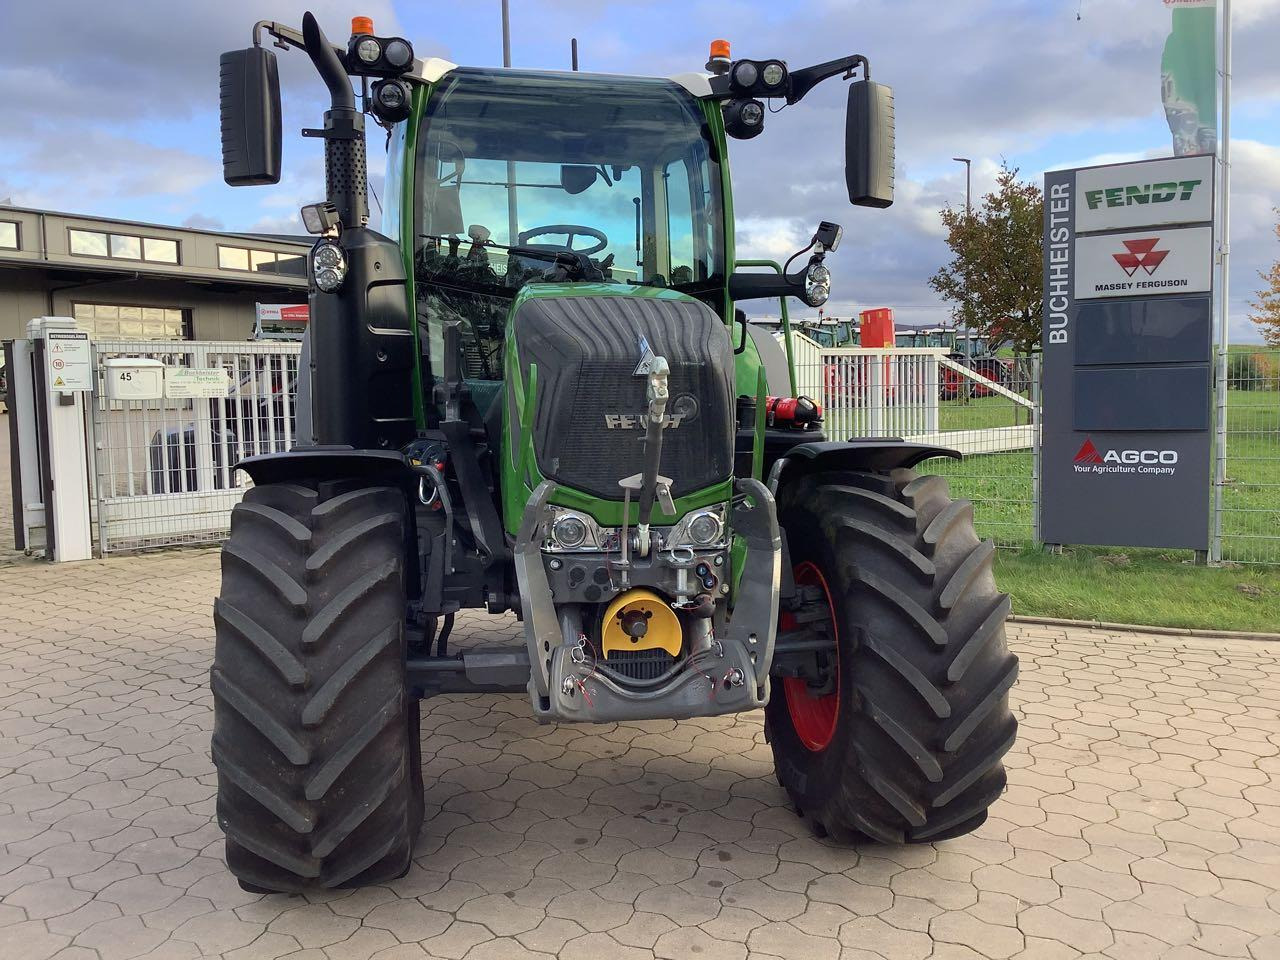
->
414, 68, 725, 381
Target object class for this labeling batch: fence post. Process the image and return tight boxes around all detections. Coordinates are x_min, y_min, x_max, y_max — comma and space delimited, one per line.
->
868, 351, 884, 436
191, 344, 218, 493
88, 344, 109, 556
925, 353, 939, 434
1032, 354, 1042, 546
1210, 344, 1225, 563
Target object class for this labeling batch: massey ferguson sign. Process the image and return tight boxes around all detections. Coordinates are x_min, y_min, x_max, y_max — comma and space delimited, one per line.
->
1041, 155, 1213, 551
1075, 225, 1212, 299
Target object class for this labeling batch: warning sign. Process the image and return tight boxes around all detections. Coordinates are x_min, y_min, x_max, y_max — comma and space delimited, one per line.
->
46, 331, 93, 391
164, 367, 232, 399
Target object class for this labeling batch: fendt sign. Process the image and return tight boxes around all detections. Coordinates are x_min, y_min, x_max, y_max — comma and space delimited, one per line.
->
1040, 154, 1214, 551
1075, 155, 1214, 231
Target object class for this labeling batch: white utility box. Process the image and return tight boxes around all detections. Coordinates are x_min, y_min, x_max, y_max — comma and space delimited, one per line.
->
104, 357, 166, 401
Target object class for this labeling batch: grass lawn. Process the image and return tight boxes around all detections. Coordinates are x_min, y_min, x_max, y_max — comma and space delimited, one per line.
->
994, 545, 1280, 634
918, 381, 1280, 630
925, 387, 1280, 564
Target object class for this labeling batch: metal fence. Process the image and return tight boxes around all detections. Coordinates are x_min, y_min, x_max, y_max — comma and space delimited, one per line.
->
90, 340, 301, 553
791, 334, 1040, 547
78, 335, 1276, 564
792, 337, 943, 438
1218, 347, 1280, 564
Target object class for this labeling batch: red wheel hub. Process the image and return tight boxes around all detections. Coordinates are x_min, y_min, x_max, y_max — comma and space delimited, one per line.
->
782, 561, 839, 751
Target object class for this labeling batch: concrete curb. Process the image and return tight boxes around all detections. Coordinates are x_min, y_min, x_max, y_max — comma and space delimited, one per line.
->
1008, 614, 1280, 643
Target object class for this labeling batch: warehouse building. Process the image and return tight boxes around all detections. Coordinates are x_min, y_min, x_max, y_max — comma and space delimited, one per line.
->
0, 205, 309, 344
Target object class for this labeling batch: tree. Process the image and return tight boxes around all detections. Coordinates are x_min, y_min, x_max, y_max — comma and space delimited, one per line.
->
1249, 210, 1280, 346
928, 164, 1044, 356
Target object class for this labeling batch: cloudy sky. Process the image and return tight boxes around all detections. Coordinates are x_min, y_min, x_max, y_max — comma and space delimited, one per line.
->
1, 0, 1277, 341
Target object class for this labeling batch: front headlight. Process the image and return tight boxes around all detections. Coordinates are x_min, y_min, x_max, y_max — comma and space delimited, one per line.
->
311, 242, 347, 293
552, 513, 589, 549
804, 260, 831, 307
687, 511, 723, 546
761, 61, 787, 88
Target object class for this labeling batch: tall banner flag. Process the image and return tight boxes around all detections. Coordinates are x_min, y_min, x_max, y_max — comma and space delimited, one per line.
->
1161, 0, 1218, 156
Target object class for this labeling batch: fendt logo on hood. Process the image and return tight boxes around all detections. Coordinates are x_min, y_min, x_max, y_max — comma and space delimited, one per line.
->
1072, 438, 1178, 476
604, 413, 685, 430
1112, 238, 1169, 277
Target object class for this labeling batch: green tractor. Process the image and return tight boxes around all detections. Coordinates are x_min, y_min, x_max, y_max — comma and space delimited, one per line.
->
213, 12, 1018, 892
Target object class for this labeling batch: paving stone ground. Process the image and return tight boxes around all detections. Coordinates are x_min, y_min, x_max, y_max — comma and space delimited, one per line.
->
1, 547, 1278, 960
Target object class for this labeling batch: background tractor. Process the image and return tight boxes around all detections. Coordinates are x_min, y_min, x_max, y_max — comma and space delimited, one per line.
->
212, 12, 1018, 892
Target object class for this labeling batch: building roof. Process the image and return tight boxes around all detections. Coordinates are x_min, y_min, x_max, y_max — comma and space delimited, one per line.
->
0, 205, 309, 292
0, 204, 310, 249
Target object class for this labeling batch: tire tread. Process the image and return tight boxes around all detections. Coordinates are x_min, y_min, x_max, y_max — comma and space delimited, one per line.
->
769, 467, 1017, 846
212, 482, 418, 891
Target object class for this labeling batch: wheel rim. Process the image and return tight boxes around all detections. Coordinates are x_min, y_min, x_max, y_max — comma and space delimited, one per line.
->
782, 561, 840, 752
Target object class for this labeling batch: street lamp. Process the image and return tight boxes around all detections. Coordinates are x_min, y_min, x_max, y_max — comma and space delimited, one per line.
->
952, 156, 971, 216
952, 157, 973, 362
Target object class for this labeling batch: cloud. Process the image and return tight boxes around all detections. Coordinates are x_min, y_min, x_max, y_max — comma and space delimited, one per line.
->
182, 213, 225, 230
1, 0, 1277, 342
4, 130, 217, 209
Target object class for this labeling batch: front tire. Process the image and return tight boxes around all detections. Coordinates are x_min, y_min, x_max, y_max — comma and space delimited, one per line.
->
768, 468, 1017, 844
212, 481, 422, 892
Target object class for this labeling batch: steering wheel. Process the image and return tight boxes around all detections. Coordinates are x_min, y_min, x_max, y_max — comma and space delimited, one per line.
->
516, 224, 608, 257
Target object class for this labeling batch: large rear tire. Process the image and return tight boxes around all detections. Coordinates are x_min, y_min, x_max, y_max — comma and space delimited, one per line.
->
767, 468, 1017, 844
212, 481, 422, 892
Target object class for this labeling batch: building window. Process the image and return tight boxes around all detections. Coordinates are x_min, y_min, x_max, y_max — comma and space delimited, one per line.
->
0, 220, 18, 249
69, 227, 181, 264
276, 253, 306, 278
143, 237, 179, 263
110, 234, 141, 259
218, 244, 306, 277
69, 229, 109, 256
218, 245, 250, 270
72, 302, 190, 341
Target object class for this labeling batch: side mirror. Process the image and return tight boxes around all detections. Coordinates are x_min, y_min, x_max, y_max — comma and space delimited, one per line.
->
845, 79, 894, 208
219, 47, 282, 186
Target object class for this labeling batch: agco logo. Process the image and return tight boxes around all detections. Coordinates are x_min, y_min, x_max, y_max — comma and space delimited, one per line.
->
1073, 438, 1178, 476
1084, 178, 1202, 210
1112, 238, 1169, 277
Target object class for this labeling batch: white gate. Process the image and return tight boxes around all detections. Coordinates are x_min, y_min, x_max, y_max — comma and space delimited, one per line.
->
791, 334, 945, 439
90, 340, 301, 553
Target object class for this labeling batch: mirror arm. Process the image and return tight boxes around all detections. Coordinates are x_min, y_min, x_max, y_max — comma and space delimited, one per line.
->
706, 53, 869, 103
254, 20, 349, 60
728, 270, 806, 303
787, 54, 869, 105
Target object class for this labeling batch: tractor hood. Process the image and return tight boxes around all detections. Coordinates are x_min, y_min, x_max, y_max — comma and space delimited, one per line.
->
504, 285, 735, 504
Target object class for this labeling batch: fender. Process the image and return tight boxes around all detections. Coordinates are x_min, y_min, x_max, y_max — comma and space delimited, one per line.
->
767, 438, 959, 493
235, 446, 413, 487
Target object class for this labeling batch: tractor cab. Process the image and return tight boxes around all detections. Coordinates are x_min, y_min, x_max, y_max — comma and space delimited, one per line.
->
412, 68, 725, 388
